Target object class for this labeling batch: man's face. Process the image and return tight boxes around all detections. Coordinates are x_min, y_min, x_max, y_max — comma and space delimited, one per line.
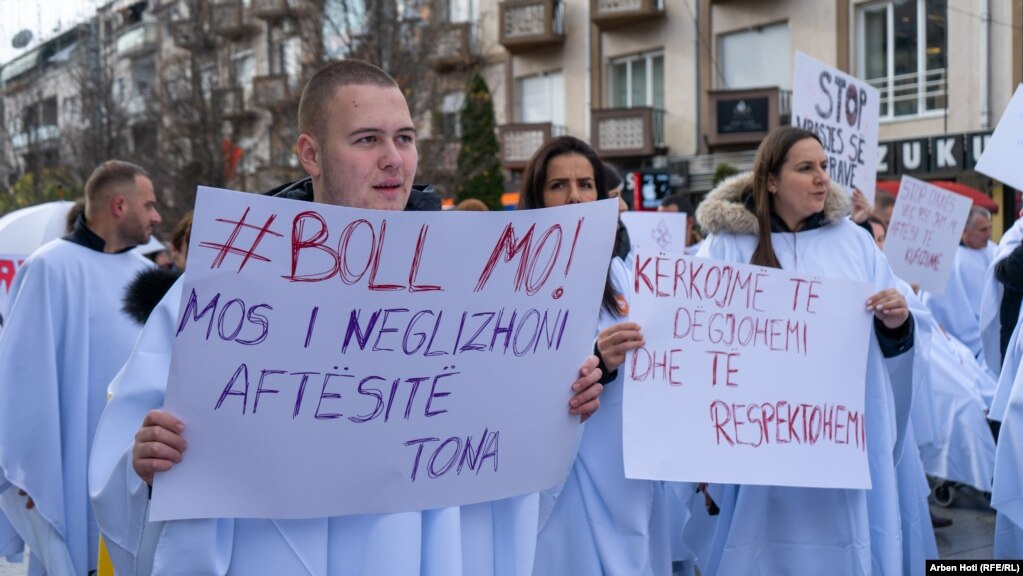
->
119, 175, 161, 247
309, 84, 418, 211
962, 214, 992, 249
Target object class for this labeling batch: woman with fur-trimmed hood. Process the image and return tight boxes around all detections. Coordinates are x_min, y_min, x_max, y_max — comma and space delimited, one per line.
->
694, 126, 917, 575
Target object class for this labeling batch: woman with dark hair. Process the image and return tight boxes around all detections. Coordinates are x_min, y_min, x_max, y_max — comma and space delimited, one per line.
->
694, 126, 919, 575
521, 137, 677, 575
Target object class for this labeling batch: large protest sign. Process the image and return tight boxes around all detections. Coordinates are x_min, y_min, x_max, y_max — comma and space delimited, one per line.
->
792, 52, 880, 202
623, 254, 875, 489
150, 187, 618, 520
884, 176, 972, 294
620, 212, 687, 255
976, 84, 1023, 191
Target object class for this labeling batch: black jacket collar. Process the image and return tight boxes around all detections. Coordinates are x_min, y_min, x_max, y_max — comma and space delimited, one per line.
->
63, 214, 136, 253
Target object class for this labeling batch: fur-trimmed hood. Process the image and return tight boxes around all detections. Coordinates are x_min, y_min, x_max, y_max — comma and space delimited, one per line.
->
695, 172, 850, 236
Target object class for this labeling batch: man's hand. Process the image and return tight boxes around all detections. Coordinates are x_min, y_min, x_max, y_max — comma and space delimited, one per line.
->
16, 489, 32, 510
569, 355, 603, 423
866, 289, 910, 329
133, 410, 187, 487
596, 322, 644, 373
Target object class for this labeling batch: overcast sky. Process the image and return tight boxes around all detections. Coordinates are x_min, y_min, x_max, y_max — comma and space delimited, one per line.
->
0, 0, 102, 66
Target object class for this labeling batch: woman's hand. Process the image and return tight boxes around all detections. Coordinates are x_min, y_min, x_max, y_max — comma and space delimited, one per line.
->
850, 188, 871, 224
866, 289, 909, 329
597, 322, 645, 373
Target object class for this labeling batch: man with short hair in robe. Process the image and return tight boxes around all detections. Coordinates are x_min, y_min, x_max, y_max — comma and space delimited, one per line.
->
89, 59, 604, 576
0, 160, 161, 575
923, 207, 996, 367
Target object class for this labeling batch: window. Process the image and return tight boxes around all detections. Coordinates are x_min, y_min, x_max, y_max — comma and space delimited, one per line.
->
608, 52, 664, 109
858, 0, 947, 118
438, 92, 464, 138
718, 22, 791, 89
516, 71, 564, 126
448, 0, 477, 23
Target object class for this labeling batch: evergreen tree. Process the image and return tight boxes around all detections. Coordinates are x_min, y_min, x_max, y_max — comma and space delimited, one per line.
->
455, 73, 504, 211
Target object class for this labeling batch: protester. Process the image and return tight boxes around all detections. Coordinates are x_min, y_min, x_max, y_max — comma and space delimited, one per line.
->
455, 197, 488, 211
694, 126, 915, 574
658, 193, 701, 255
0, 161, 160, 575
992, 313, 1023, 557
923, 206, 997, 367
89, 60, 603, 576
518, 137, 681, 575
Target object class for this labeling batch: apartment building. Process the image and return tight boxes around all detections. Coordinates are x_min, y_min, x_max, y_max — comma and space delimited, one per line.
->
481, 0, 1022, 223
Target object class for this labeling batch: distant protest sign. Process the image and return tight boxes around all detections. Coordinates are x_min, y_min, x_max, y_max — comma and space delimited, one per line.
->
150, 187, 618, 521
792, 51, 880, 202
884, 176, 972, 294
976, 84, 1023, 191
0, 255, 25, 318
623, 254, 875, 489
621, 212, 687, 255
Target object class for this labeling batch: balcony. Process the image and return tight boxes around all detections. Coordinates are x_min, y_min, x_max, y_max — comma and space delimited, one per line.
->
252, 74, 298, 109
591, 107, 665, 158
591, 0, 663, 29
116, 23, 159, 59
217, 87, 257, 121
252, 0, 304, 21
705, 86, 790, 149
499, 123, 566, 169
212, 2, 261, 39
432, 22, 479, 72
170, 19, 212, 50
499, 0, 564, 53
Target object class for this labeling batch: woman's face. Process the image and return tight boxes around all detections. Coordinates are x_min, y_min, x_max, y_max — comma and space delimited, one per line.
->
542, 153, 598, 208
870, 221, 886, 250
768, 138, 830, 231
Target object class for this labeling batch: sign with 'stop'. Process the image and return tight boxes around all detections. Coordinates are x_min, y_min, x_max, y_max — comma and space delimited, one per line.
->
791, 51, 881, 203
883, 176, 972, 294
623, 255, 875, 489
151, 187, 619, 521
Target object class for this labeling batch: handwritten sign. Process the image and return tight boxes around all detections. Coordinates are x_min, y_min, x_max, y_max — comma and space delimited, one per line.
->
0, 255, 25, 319
976, 84, 1023, 191
884, 176, 972, 294
620, 212, 687, 255
151, 187, 619, 520
792, 51, 881, 202
623, 254, 875, 489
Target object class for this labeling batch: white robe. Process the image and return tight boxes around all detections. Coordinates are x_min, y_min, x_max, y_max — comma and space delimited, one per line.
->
992, 325, 1023, 558
696, 219, 914, 576
922, 243, 995, 364
0, 239, 152, 575
979, 222, 1023, 375
532, 257, 676, 575
89, 277, 540, 576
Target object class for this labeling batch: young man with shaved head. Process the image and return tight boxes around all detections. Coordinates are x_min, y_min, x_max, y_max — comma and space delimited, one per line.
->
0, 161, 161, 575
90, 60, 602, 575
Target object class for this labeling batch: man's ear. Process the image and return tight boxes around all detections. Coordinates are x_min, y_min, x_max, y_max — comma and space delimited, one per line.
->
111, 194, 127, 218
297, 133, 321, 179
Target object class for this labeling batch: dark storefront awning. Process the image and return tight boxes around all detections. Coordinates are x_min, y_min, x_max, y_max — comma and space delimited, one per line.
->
876, 180, 999, 214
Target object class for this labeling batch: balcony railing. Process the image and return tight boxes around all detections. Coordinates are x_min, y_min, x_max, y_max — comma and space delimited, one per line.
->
217, 87, 257, 121
116, 23, 159, 58
212, 2, 260, 39
591, 107, 665, 158
865, 68, 947, 119
11, 125, 59, 150
170, 19, 212, 50
705, 86, 789, 148
418, 137, 460, 172
253, 74, 299, 109
432, 22, 480, 71
591, 0, 663, 29
499, 122, 566, 168
251, 0, 305, 20
499, 0, 565, 53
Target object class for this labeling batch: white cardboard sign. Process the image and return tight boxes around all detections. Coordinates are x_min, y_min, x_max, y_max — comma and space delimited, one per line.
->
151, 187, 618, 520
884, 176, 973, 294
791, 51, 881, 203
620, 212, 688, 255
624, 254, 875, 489
976, 84, 1023, 191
